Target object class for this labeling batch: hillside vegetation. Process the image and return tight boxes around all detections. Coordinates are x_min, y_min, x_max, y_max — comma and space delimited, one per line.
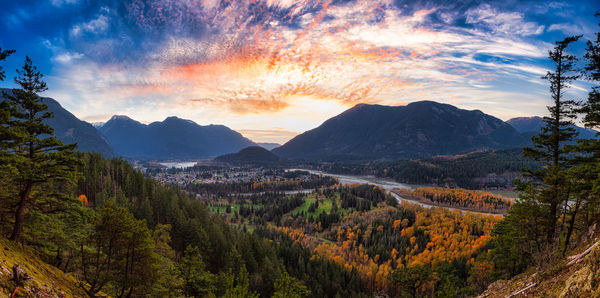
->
481, 234, 600, 297
0, 236, 88, 297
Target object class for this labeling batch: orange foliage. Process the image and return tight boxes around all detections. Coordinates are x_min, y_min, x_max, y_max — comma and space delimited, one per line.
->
78, 194, 88, 206
268, 202, 500, 293
395, 187, 512, 214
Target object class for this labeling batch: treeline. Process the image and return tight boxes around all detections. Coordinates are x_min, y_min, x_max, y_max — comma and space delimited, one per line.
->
395, 187, 513, 214
339, 184, 392, 211
184, 175, 337, 197
239, 192, 306, 224
317, 148, 538, 189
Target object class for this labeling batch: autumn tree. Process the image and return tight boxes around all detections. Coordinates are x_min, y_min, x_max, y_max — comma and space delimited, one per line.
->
1, 56, 79, 242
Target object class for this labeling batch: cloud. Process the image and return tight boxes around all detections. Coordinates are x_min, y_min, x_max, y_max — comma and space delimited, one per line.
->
547, 23, 583, 34
70, 13, 110, 37
53, 52, 84, 63
237, 128, 300, 143
40, 0, 570, 141
50, 0, 80, 6
465, 4, 545, 36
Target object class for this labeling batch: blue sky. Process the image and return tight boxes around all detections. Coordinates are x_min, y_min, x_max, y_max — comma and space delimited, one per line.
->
1, 0, 599, 143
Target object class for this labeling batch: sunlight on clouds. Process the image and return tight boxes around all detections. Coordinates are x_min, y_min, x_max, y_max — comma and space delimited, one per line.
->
43, 0, 573, 143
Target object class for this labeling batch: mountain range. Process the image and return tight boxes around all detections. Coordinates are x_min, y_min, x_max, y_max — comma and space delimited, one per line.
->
98, 115, 255, 159
273, 101, 528, 160
507, 116, 599, 140
5, 89, 599, 161
1, 88, 115, 157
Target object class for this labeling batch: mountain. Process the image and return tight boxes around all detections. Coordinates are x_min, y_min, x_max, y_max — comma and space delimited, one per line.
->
99, 115, 255, 159
257, 142, 281, 150
0, 88, 115, 157
507, 116, 599, 140
273, 101, 527, 160
215, 146, 280, 165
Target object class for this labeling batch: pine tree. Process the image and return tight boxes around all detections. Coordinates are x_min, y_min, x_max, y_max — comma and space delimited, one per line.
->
179, 245, 216, 297
567, 12, 600, 253
1, 56, 80, 243
272, 272, 311, 298
521, 35, 582, 243
80, 203, 159, 296
0, 47, 15, 81
0, 47, 15, 229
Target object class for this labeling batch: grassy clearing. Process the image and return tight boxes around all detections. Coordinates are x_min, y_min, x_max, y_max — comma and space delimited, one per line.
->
290, 196, 344, 217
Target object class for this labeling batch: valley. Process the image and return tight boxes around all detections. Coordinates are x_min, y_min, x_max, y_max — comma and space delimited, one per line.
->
1, 2, 600, 297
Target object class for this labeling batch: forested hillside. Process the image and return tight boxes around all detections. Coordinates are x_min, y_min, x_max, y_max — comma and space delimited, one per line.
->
317, 148, 538, 189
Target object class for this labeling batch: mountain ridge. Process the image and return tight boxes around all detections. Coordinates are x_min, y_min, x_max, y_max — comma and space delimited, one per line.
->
99, 115, 256, 160
273, 101, 528, 160
215, 146, 280, 165
0, 88, 115, 157
507, 116, 599, 140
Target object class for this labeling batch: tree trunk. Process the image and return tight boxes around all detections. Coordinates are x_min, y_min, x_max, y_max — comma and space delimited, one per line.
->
10, 182, 32, 243
563, 198, 581, 256
54, 247, 62, 268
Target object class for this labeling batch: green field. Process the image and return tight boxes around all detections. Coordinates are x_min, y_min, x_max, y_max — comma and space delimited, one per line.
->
289, 195, 345, 217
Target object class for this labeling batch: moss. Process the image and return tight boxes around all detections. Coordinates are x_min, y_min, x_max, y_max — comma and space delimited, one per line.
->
0, 236, 88, 297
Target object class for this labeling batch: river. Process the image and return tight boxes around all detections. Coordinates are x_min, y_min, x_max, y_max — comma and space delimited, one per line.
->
159, 161, 198, 169
289, 169, 501, 216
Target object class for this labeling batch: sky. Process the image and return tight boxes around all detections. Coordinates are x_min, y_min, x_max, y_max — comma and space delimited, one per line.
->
1, 0, 599, 143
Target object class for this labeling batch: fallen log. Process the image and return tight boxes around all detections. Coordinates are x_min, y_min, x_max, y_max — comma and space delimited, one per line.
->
507, 282, 537, 298
566, 239, 600, 266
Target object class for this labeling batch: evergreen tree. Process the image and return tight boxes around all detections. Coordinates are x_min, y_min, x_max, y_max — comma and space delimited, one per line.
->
521, 35, 582, 243
568, 12, 600, 253
80, 203, 159, 296
1, 56, 79, 243
389, 265, 434, 298
272, 272, 310, 298
0, 47, 15, 229
0, 47, 15, 81
179, 245, 216, 297
222, 266, 259, 298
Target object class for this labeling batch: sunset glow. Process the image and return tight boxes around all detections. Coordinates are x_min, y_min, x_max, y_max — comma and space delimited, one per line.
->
1, 0, 598, 143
